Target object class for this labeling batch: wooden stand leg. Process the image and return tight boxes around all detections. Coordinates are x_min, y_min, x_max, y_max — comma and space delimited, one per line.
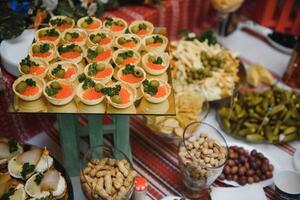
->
88, 115, 103, 147
113, 115, 132, 161
57, 114, 80, 176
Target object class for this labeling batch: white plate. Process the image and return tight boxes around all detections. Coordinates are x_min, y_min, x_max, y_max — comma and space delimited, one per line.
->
219, 142, 280, 188
0, 29, 35, 77
293, 149, 300, 173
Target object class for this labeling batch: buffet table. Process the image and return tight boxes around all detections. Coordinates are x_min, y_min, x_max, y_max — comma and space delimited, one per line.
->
0, 28, 299, 200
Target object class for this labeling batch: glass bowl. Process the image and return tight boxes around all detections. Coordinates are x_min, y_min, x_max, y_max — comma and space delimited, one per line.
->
80, 145, 134, 200
178, 122, 229, 199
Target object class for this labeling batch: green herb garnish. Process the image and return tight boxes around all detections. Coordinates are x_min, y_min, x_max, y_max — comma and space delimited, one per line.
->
78, 73, 86, 83
122, 64, 135, 75
153, 35, 163, 43
45, 29, 59, 37
85, 17, 93, 24
101, 85, 121, 97
45, 81, 61, 97
25, 79, 36, 86
20, 56, 38, 67
39, 44, 50, 53
87, 49, 98, 59
143, 79, 158, 96
132, 37, 138, 43
105, 17, 113, 26
68, 32, 79, 38
82, 78, 95, 90
34, 173, 44, 185
0, 188, 16, 200
153, 57, 163, 64
138, 23, 147, 30
51, 64, 63, 75
8, 139, 18, 153
119, 50, 134, 59
58, 44, 79, 54
36, 195, 52, 200
90, 33, 106, 40
50, 18, 67, 26
21, 162, 35, 179
87, 63, 98, 76
179, 29, 218, 46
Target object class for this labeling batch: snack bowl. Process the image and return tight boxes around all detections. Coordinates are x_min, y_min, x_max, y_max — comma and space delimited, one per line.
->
106, 82, 137, 109
43, 80, 75, 105
112, 49, 141, 68
34, 27, 61, 45
18, 56, 49, 78
84, 62, 114, 84
28, 42, 56, 63
128, 20, 154, 38
76, 80, 105, 106
13, 75, 45, 101
80, 145, 136, 200
49, 15, 75, 32
77, 16, 102, 32
85, 45, 113, 64
142, 34, 168, 53
141, 79, 171, 103
61, 28, 88, 46
117, 66, 146, 88
87, 30, 114, 48
114, 34, 141, 51
103, 17, 128, 36
141, 52, 169, 75
48, 61, 79, 82
57, 43, 84, 63
178, 122, 229, 199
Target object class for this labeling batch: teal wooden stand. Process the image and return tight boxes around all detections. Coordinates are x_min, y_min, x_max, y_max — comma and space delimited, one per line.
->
57, 114, 131, 176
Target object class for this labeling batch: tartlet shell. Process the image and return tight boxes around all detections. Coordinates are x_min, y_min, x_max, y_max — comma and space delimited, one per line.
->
13, 75, 45, 101
141, 79, 171, 103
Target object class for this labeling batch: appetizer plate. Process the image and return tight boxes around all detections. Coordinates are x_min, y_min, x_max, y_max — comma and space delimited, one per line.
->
161, 196, 186, 200
293, 149, 300, 173
218, 142, 280, 188
19, 144, 74, 200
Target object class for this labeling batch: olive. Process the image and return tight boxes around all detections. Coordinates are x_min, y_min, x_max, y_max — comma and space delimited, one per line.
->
131, 25, 139, 33
146, 38, 155, 45
150, 80, 159, 88
238, 166, 246, 176
81, 22, 88, 28
117, 21, 124, 26
219, 173, 225, 180
227, 159, 235, 167
111, 95, 121, 104
95, 83, 103, 92
148, 56, 156, 63
50, 81, 61, 89
96, 63, 105, 71
118, 37, 127, 45
32, 45, 40, 53
116, 56, 124, 65
39, 30, 47, 37
93, 36, 101, 43
74, 46, 82, 53
21, 65, 30, 74
64, 33, 72, 41
134, 69, 143, 78
16, 81, 27, 94
55, 69, 65, 78
96, 46, 104, 54
223, 165, 231, 175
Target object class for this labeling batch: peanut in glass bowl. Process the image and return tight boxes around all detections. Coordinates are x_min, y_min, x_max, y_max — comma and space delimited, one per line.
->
80, 145, 135, 200
178, 122, 229, 199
